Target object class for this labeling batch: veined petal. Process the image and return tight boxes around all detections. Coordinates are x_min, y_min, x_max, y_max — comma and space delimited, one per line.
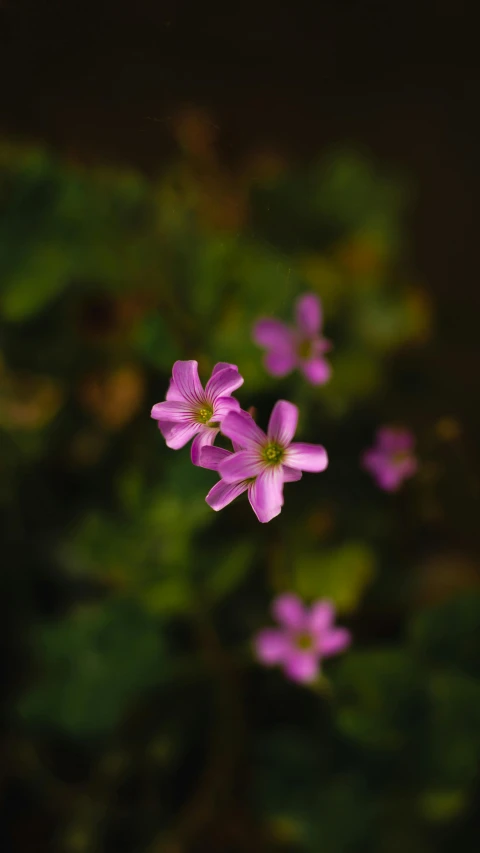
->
295, 292, 322, 336
212, 361, 238, 374
272, 593, 306, 631
284, 442, 328, 472
252, 318, 293, 349
205, 365, 244, 400
248, 466, 284, 523
319, 627, 351, 658
151, 400, 193, 422
282, 465, 303, 483
267, 400, 299, 446
283, 649, 319, 683
264, 348, 296, 377
300, 357, 331, 385
205, 478, 248, 511
199, 445, 232, 471
171, 360, 203, 404
221, 410, 267, 450
213, 395, 241, 421
254, 629, 291, 665
219, 450, 263, 483
165, 378, 184, 401
191, 428, 218, 466
308, 600, 335, 637
157, 420, 177, 440
165, 421, 201, 450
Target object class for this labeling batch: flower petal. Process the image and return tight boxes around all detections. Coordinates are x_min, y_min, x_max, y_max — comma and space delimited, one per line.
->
300, 357, 331, 385
191, 428, 218, 466
205, 478, 248, 511
267, 400, 299, 446
283, 649, 319, 683
295, 293, 322, 336
156, 420, 177, 440
254, 629, 291, 665
320, 627, 351, 658
151, 400, 192, 422
376, 427, 415, 453
221, 410, 267, 450
219, 450, 264, 483
205, 365, 244, 401
165, 378, 184, 401
264, 348, 296, 377
213, 395, 241, 421
252, 318, 293, 349
164, 421, 201, 450
308, 600, 335, 637
272, 593, 306, 630
248, 466, 284, 523
199, 445, 232, 471
284, 442, 328, 472
212, 361, 238, 374
282, 465, 303, 483
171, 360, 203, 404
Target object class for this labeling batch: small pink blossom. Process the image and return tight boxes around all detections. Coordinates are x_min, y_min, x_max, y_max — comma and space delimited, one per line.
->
255, 594, 351, 683
151, 360, 243, 465
199, 401, 328, 523
252, 293, 331, 385
362, 426, 417, 492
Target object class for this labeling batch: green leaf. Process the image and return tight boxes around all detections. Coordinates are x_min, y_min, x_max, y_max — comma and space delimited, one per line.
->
19, 599, 165, 737
1, 244, 72, 320
204, 542, 255, 603
293, 542, 375, 613
408, 591, 480, 677
334, 648, 420, 751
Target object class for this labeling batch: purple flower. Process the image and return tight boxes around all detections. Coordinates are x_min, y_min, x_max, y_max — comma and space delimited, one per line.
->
200, 400, 328, 523
252, 293, 331, 385
362, 426, 417, 492
151, 360, 244, 465
255, 593, 351, 683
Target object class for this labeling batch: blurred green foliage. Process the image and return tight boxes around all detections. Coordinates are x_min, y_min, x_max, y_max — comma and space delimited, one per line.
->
0, 118, 478, 852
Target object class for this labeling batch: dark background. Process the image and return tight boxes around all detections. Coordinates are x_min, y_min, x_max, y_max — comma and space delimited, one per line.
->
1, 0, 479, 412
1, 2, 479, 851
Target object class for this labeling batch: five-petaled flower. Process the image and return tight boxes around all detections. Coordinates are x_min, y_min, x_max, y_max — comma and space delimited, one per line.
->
151, 360, 244, 465
362, 426, 417, 492
200, 401, 328, 523
255, 593, 351, 683
252, 292, 331, 385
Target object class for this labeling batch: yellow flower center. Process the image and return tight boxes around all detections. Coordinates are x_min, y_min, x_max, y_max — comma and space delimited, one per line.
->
197, 404, 214, 425
263, 442, 284, 464
392, 450, 409, 465
297, 338, 313, 360
295, 633, 313, 650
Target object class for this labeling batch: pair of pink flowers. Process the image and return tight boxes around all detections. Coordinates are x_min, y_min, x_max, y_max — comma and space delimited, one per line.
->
151, 360, 328, 523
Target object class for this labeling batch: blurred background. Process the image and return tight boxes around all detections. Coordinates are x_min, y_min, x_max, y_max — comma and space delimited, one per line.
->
1, 2, 479, 851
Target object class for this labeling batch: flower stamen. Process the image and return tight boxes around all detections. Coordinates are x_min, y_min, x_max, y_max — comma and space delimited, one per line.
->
263, 442, 284, 464
197, 405, 214, 424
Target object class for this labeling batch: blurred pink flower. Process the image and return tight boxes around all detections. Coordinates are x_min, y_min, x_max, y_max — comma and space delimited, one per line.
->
255, 593, 351, 683
200, 401, 328, 523
151, 360, 243, 465
362, 426, 417, 492
252, 293, 331, 384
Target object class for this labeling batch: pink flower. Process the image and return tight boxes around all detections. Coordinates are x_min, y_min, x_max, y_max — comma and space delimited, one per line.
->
200, 401, 328, 523
252, 293, 331, 385
362, 426, 417, 492
255, 593, 351, 683
151, 360, 244, 465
